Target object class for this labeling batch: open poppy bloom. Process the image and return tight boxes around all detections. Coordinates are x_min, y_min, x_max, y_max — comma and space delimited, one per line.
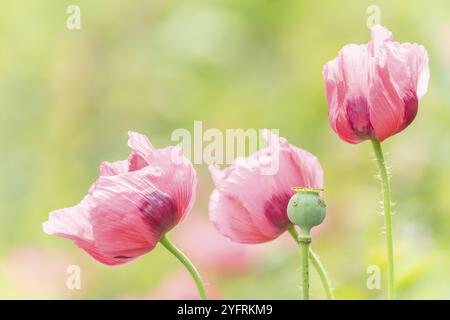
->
323, 25, 429, 143
43, 132, 197, 266
208, 130, 323, 243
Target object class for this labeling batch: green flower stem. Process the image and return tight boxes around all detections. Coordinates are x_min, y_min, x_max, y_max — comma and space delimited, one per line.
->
308, 247, 333, 300
159, 235, 207, 300
371, 140, 395, 300
288, 226, 334, 300
300, 236, 311, 300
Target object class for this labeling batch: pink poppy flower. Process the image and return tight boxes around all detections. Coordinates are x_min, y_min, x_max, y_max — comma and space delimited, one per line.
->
43, 132, 197, 266
323, 25, 429, 143
209, 130, 323, 244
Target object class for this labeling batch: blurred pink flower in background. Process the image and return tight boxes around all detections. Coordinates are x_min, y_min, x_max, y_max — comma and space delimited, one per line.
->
323, 25, 429, 144
3, 246, 87, 298
43, 132, 197, 266
151, 272, 219, 300
122, 272, 220, 300
209, 130, 323, 244
174, 216, 258, 275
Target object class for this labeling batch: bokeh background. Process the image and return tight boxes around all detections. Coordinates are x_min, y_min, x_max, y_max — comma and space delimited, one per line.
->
1, 0, 449, 299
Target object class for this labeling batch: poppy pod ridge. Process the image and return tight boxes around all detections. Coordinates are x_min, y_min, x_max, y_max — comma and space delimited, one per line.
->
208, 129, 333, 299
43, 131, 207, 299
322, 25, 430, 300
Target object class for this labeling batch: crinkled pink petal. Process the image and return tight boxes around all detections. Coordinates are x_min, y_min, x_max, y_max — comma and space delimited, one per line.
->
336, 44, 371, 99
368, 65, 405, 141
43, 200, 93, 241
323, 44, 372, 143
142, 146, 197, 217
128, 132, 197, 215
369, 25, 393, 52
44, 168, 172, 265
128, 131, 154, 171
369, 36, 429, 141
209, 189, 269, 243
128, 131, 154, 155
99, 160, 129, 176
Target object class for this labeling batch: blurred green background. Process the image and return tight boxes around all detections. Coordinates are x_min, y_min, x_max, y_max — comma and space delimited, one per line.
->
1, 0, 449, 299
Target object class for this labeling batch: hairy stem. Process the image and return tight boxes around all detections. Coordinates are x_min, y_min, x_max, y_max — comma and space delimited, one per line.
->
371, 140, 395, 300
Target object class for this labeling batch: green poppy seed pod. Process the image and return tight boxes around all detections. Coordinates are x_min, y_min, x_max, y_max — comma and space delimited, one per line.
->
287, 188, 326, 238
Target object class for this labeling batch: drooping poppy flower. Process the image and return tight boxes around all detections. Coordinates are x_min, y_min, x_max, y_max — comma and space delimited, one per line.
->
43, 132, 197, 266
208, 130, 323, 244
323, 25, 429, 143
